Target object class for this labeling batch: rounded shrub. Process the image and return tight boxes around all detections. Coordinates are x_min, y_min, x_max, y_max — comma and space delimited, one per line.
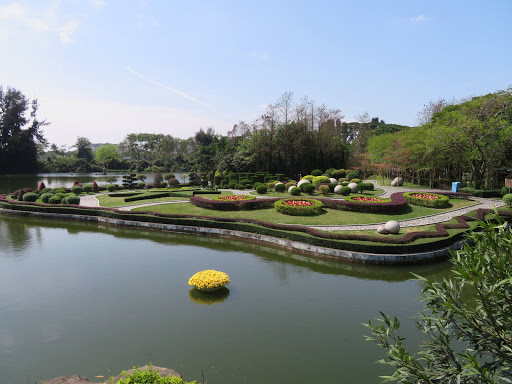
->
302, 175, 315, 182
228, 182, 237, 189
164, 173, 175, 180
274, 198, 324, 216
22, 192, 38, 202
350, 178, 361, 184
106, 184, 116, 192
311, 169, 323, 176
138, 182, 146, 189
503, 194, 512, 207
290, 187, 301, 196
63, 196, 80, 205
325, 168, 336, 176
318, 185, 330, 195
236, 184, 244, 190
71, 185, 83, 195
48, 195, 62, 204
339, 186, 351, 196
285, 181, 297, 189
302, 183, 316, 194
331, 169, 346, 179
346, 170, 360, 180
313, 176, 330, 186
274, 183, 286, 193
239, 178, 251, 186
160, 182, 168, 188
40, 193, 54, 203
83, 185, 93, 193
256, 185, 268, 194
245, 183, 253, 189
168, 178, 179, 187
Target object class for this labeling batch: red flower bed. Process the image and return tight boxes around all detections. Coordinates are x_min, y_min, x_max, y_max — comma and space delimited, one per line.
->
351, 196, 385, 203
409, 193, 439, 200
282, 200, 315, 207
218, 195, 253, 201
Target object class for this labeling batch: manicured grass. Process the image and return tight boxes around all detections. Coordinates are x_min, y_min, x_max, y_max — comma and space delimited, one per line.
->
131, 198, 478, 226
249, 189, 385, 199
96, 190, 233, 207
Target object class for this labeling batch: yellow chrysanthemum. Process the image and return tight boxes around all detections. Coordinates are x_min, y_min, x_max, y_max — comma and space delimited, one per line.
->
188, 270, 230, 290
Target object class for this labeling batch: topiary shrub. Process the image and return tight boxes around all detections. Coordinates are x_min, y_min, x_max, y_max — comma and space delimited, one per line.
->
285, 181, 296, 190
22, 192, 38, 202
92, 181, 99, 193
153, 173, 163, 187
318, 185, 330, 195
302, 175, 315, 182
160, 182, 168, 188
236, 184, 245, 190
346, 170, 360, 180
312, 176, 330, 186
37, 181, 46, 190
83, 185, 93, 193
350, 178, 361, 184
164, 173, 175, 180
228, 182, 237, 189
504, 194, 512, 207
290, 187, 301, 196
63, 196, 80, 205
302, 183, 316, 194
106, 184, 116, 192
274, 183, 286, 193
41, 193, 54, 203
275, 198, 324, 216
356, 182, 374, 194
325, 168, 336, 176
311, 169, 323, 176
71, 185, 83, 195
339, 186, 351, 196
331, 169, 346, 179
48, 195, 62, 204
239, 178, 251, 186
256, 185, 268, 194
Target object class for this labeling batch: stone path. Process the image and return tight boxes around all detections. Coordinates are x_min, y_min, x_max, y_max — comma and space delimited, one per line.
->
79, 183, 506, 232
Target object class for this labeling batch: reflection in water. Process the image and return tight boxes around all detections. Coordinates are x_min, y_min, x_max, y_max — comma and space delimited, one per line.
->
0, 216, 35, 257
189, 288, 230, 305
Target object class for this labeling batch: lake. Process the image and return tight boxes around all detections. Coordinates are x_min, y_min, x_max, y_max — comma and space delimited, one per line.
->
0, 214, 451, 383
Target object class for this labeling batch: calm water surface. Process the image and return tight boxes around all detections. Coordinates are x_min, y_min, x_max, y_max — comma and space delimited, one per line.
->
0, 214, 452, 383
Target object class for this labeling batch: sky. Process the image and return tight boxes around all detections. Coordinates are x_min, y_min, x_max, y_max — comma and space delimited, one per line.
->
1, 0, 511, 148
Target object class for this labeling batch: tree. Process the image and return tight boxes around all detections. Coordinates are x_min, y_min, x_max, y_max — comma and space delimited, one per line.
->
73, 137, 94, 162
416, 98, 454, 125
0, 86, 48, 173
95, 144, 121, 168
365, 217, 512, 383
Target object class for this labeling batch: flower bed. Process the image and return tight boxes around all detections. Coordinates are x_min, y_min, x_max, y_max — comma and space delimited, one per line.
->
188, 270, 230, 291
275, 198, 324, 216
403, 192, 449, 208
345, 196, 389, 203
212, 195, 255, 201
190, 195, 275, 211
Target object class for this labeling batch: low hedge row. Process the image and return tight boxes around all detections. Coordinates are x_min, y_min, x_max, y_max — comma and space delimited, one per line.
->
124, 192, 171, 202
403, 192, 450, 208
274, 199, 324, 216
320, 192, 408, 213
3, 195, 509, 257
190, 196, 275, 211
108, 192, 142, 198
459, 187, 503, 198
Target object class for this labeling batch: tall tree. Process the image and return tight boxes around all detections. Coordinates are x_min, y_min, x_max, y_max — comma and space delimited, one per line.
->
0, 86, 48, 173
73, 137, 94, 162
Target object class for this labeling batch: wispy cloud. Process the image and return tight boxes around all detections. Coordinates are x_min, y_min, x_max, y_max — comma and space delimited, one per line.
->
0, 2, 80, 43
410, 14, 431, 23
89, 0, 107, 8
125, 66, 224, 115
249, 51, 269, 61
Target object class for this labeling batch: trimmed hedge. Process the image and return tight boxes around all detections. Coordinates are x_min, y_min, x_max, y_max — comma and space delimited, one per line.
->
274, 198, 324, 216
124, 192, 171, 202
22, 192, 38, 202
191, 195, 273, 211
108, 192, 142, 198
403, 192, 449, 208
2, 194, 510, 256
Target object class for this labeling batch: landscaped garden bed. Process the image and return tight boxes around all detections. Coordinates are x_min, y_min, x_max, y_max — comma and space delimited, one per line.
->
274, 198, 324, 216
403, 192, 450, 208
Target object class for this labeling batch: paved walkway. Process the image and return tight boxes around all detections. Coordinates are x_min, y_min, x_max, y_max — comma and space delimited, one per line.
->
79, 182, 506, 232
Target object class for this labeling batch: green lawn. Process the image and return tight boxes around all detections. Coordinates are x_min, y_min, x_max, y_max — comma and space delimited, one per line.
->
131, 198, 478, 226
248, 188, 385, 199
96, 190, 233, 207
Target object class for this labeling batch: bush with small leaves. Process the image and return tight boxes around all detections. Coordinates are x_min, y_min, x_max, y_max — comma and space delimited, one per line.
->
236, 184, 245, 190
168, 178, 179, 187
302, 175, 315, 182
274, 183, 286, 193
164, 173, 175, 180
350, 178, 361, 184
346, 170, 359, 180
256, 185, 268, 194
114, 365, 197, 384
138, 182, 146, 189
228, 182, 237, 189
92, 181, 99, 193
22, 192, 38, 202
41, 193, 54, 203
311, 169, 323, 176
106, 184, 116, 192
356, 182, 374, 194
339, 186, 351, 196
313, 176, 330, 186
239, 178, 251, 186
290, 187, 301, 196
71, 186, 83, 195
160, 182, 168, 188
325, 168, 336, 176
318, 185, 330, 195
502, 187, 510, 196
302, 183, 316, 194
285, 181, 296, 190
49, 195, 62, 204
504, 194, 512, 207
63, 196, 80, 205
330, 169, 346, 179
153, 173, 163, 187
83, 185, 93, 193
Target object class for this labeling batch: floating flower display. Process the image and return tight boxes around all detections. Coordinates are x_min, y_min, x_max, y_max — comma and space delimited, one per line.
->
188, 270, 230, 291
189, 287, 230, 305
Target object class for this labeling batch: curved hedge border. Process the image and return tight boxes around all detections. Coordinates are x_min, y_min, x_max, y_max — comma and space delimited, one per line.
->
344, 196, 391, 204
275, 199, 324, 216
404, 192, 449, 208
211, 195, 256, 201
2, 194, 510, 258
191, 195, 272, 211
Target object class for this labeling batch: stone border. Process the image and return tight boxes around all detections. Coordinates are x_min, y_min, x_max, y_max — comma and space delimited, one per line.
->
0, 207, 463, 264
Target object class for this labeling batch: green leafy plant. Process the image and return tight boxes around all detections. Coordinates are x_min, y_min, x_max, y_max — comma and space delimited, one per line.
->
256, 185, 268, 194
71, 185, 83, 195
274, 183, 286, 193
22, 192, 38, 202
504, 193, 512, 207
48, 195, 62, 204
365, 217, 512, 383
302, 183, 316, 194
40, 193, 54, 203
83, 185, 93, 193
111, 364, 197, 384
318, 185, 330, 195
312, 176, 330, 186
290, 187, 301, 196
311, 169, 323, 176
106, 184, 116, 192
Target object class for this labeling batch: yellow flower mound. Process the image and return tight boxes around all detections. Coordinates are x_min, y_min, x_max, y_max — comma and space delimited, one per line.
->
188, 270, 230, 290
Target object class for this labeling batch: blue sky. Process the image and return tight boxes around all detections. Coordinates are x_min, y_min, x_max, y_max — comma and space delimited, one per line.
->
1, 0, 511, 147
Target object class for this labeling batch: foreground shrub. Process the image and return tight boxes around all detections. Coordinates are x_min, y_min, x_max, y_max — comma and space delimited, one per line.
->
318, 185, 330, 195
256, 185, 268, 194
48, 195, 62, 204
504, 193, 512, 207
302, 183, 316, 194
312, 176, 330, 186
83, 185, 93, 193
106, 184, 116, 192
346, 170, 359, 180
22, 192, 38, 202
365, 218, 512, 383
311, 169, 323, 176
62, 196, 80, 205
138, 182, 146, 189
274, 183, 286, 193
290, 187, 301, 196
275, 198, 324, 216
115, 364, 197, 384
168, 178, 179, 187
41, 193, 54, 203
404, 192, 449, 208
302, 175, 315, 182
71, 186, 83, 195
